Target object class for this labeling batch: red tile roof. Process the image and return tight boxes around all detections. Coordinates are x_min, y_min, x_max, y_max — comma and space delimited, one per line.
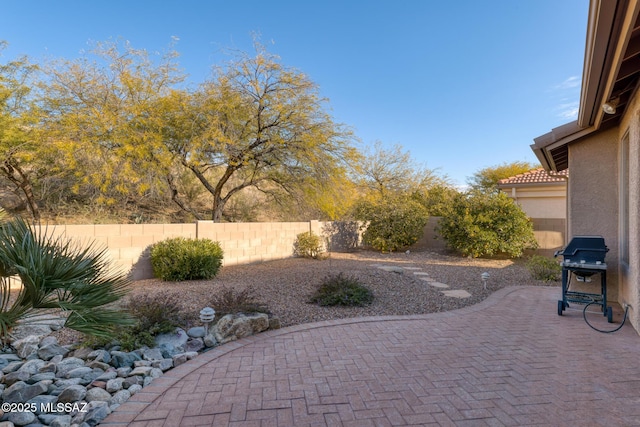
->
498, 168, 568, 186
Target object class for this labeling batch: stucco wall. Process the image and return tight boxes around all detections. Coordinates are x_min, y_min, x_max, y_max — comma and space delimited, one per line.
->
501, 185, 567, 219
567, 127, 620, 303
617, 89, 640, 332
530, 218, 565, 251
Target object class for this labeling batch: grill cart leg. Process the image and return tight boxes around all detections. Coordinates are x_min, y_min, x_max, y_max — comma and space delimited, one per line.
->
558, 300, 566, 315
558, 268, 569, 316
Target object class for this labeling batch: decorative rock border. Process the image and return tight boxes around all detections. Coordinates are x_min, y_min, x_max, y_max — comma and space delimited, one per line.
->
0, 312, 279, 427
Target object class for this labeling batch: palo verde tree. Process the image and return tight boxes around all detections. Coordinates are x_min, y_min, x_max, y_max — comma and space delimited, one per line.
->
0, 42, 43, 220
468, 161, 539, 193
38, 40, 184, 215
165, 44, 358, 221
39, 40, 358, 222
357, 141, 449, 199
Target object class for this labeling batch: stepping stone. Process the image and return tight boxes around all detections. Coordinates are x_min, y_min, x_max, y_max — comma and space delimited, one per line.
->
402, 267, 422, 270
377, 266, 405, 273
429, 282, 449, 289
442, 289, 472, 298
413, 272, 430, 276
418, 277, 433, 282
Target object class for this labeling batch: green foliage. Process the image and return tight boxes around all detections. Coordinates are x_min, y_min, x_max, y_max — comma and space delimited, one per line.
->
354, 196, 429, 252
294, 231, 325, 259
412, 184, 459, 217
526, 255, 562, 282
150, 237, 223, 281
309, 273, 374, 307
206, 285, 269, 319
0, 210, 132, 342
468, 161, 539, 192
438, 191, 538, 258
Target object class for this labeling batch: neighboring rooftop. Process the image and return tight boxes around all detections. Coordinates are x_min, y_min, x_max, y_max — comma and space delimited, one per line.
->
498, 168, 568, 186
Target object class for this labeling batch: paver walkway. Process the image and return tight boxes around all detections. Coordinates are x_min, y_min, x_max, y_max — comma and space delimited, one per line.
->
101, 286, 640, 426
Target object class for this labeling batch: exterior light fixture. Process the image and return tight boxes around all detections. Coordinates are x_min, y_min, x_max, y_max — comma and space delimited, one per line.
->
481, 272, 490, 290
602, 98, 619, 114
199, 307, 216, 335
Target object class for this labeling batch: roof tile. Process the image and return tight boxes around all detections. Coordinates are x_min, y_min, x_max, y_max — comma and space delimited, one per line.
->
498, 168, 568, 186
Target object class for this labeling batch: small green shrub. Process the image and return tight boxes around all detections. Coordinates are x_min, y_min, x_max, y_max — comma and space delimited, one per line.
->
309, 273, 374, 307
207, 285, 269, 319
150, 237, 223, 281
353, 196, 429, 252
526, 255, 562, 282
294, 231, 325, 259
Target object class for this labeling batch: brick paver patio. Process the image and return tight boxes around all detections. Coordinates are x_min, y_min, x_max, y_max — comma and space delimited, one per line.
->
100, 286, 640, 426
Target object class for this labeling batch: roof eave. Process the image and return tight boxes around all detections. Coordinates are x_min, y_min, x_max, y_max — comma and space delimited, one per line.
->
532, 0, 640, 172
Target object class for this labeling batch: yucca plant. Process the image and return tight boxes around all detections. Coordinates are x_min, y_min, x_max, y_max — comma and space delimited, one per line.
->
0, 210, 133, 343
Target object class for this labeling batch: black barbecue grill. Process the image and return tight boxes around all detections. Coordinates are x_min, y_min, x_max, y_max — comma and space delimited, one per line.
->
555, 236, 612, 323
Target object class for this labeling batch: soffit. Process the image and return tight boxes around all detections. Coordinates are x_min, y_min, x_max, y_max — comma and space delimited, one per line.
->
532, 0, 640, 172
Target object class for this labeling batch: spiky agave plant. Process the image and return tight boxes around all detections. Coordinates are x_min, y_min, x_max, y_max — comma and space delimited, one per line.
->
0, 210, 133, 343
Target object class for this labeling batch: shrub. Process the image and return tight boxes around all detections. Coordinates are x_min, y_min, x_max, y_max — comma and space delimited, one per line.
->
86, 291, 186, 351
294, 231, 325, 259
309, 273, 374, 307
207, 285, 269, 319
353, 196, 429, 252
526, 255, 562, 282
0, 210, 132, 343
438, 191, 538, 258
124, 292, 186, 334
150, 237, 223, 281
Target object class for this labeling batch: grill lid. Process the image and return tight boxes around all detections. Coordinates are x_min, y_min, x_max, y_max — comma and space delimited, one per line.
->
555, 235, 608, 264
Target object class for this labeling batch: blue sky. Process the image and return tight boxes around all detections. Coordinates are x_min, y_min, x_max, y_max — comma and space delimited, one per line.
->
1, 1, 587, 187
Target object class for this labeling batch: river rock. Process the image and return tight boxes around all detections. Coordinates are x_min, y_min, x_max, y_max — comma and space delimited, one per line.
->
55, 357, 85, 378
6, 410, 37, 426
154, 328, 188, 352
37, 342, 69, 361
57, 384, 87, 403
2, 380, 48, 403
12, 335, 40, 359
86, 386, 112, 402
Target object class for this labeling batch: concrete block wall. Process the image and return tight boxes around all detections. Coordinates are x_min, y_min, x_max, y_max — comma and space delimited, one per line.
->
39, 223, 197, 280
38, 221, 325, 281
195, 221, 315, 267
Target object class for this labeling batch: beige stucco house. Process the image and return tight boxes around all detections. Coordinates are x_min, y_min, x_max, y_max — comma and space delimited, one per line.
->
497, 168, 567, 251
531, 0, 640, 333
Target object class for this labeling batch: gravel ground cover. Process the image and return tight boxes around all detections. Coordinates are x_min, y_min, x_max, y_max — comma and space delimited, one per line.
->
123, 249, 556, 330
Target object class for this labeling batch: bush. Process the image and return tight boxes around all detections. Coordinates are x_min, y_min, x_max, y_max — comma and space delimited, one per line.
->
150, 237, 223, 281
294, 231, 325, 259
0, 210, 132, 343
526, 255, 561, 282
86, 291, 187, 351
206, 285, 269, 319
438, 191, 538, 258
353, 196, 429, 252
309, 273, 374, 307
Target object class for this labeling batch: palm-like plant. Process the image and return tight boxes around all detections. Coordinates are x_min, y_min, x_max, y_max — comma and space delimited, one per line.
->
0, 210, 132, 343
